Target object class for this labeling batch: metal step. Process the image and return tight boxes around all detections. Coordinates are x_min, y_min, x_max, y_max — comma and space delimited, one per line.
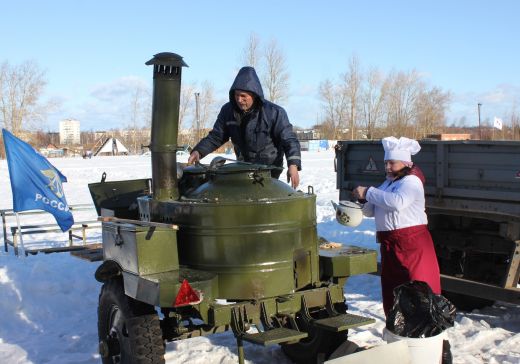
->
242, 328, 308, 346
313, 313, 375, 332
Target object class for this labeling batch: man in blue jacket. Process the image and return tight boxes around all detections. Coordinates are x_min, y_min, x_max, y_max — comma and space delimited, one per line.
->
188, 66, 301, 188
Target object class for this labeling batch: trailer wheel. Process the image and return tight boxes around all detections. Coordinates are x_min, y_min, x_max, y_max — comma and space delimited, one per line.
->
281, 312, 348, 364
98, 278, 165, 364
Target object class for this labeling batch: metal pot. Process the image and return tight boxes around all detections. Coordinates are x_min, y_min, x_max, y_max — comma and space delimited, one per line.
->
331, 200, 363, 227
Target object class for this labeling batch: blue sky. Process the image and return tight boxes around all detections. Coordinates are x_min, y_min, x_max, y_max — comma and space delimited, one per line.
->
3, 1, 520, 131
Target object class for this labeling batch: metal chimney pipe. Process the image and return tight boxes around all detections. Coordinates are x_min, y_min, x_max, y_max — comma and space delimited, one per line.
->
145, 52, 188, 201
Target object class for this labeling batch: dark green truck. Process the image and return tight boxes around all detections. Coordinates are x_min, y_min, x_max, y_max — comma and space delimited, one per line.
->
335, 139, 520, 310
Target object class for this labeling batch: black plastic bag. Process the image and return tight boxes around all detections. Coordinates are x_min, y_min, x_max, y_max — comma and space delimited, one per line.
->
386, 281, 456, 338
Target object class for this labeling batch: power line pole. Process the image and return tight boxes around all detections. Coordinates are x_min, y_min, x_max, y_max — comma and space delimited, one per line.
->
477, 103, 482, 140
195, 92, 200, 140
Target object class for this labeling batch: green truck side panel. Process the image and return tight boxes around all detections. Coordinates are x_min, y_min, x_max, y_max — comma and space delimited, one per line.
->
336, 140, 520, 217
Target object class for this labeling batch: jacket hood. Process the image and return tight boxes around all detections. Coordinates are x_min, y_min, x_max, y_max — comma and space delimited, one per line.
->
229, 67, 265, 107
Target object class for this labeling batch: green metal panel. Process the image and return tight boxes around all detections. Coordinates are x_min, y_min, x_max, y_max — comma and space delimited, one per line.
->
319, 246, 377, 278
243, 328, 308, 346
102, 222, 179, 275
88, 178, 150, 218
294, 248, 312, 289
122, 267, 218, 312
313, 313, 375, 332
207, 285, 349, 328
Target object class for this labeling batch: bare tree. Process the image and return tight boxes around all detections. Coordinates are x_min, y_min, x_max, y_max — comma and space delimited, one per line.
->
191, 81, 216, 144
507, 101, 519, 140
179, 82, 195, 133
384, 70, 423, 136
318, 79, 349, 139
142, 89, 152, 130
318, 56, 363, 140
318, 54, 455, 139
0, 60, 53, 135
241, 32, 261, 69
361, 67, 387, 139
126, 85, 151, 153
341, 55, 363, 139
318, 79, 339, 139
238, 35, 290, 104
415, 87, 451, 138
198, 81, 215, 132
262, 39, 290, 103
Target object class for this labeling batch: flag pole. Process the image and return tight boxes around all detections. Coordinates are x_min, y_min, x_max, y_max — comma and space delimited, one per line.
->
15, 212, 25, 257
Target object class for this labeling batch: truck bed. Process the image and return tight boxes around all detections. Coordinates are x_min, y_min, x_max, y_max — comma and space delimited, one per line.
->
335, 139, 520, 306
336, 140, 520, 220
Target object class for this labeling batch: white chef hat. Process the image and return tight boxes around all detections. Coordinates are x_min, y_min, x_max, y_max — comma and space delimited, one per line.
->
382, 136, 421, 162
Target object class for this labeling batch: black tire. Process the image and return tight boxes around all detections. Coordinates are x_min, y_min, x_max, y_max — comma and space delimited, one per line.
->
98, 278, 165, 364
442, 291, 494, 311
281, 312, 348, 364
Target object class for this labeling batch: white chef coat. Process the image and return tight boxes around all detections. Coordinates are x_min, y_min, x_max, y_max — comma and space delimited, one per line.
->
361, 174, 427, 232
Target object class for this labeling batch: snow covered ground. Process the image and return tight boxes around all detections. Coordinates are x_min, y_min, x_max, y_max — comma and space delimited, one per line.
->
1, 150, 520, 363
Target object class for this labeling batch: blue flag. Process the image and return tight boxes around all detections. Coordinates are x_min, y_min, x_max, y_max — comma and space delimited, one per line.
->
2, 129, 74, 231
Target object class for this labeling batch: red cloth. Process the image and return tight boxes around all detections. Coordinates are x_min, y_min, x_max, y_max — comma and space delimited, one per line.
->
408, 165, 425, 184
377, 224, 441, 317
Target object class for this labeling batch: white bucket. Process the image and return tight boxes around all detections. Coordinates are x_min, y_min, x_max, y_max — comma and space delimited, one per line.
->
383, 327, 445, 364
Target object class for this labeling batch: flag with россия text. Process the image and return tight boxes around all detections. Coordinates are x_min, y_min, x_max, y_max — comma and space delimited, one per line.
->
2, 129, 74, 231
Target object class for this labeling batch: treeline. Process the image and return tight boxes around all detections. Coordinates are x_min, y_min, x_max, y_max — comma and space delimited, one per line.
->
2, 35, 520, 145
316, 56, 451, 140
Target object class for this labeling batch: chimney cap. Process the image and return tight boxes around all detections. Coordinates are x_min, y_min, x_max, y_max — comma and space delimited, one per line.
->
145, 52, 188, 67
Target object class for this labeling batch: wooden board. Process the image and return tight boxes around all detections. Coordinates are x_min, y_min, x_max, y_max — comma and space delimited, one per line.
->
69, 244, 103, 262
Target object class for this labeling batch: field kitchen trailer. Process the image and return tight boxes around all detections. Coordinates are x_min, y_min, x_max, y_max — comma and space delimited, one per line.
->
88, 52, 377, 364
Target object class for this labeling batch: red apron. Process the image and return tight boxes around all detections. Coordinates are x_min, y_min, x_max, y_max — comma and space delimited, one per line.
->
377, 224, 441, 317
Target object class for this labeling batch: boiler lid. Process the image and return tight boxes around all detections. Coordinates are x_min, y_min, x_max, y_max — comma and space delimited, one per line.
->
182, 161, 301, 202
206, 162, 279, 175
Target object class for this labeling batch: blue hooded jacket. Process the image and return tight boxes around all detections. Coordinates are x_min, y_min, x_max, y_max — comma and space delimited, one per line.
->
192, 67, 301, 173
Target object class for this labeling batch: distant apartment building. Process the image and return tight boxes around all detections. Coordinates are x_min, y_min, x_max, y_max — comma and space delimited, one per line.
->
59, 119, 80, 145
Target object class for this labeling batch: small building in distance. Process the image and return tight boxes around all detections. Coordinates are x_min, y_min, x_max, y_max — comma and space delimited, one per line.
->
40, 144, 64, 158
296, 129, 321, 141
95, 137, 129, 156
59, 119, 81, 145
426, 133, 472, 141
